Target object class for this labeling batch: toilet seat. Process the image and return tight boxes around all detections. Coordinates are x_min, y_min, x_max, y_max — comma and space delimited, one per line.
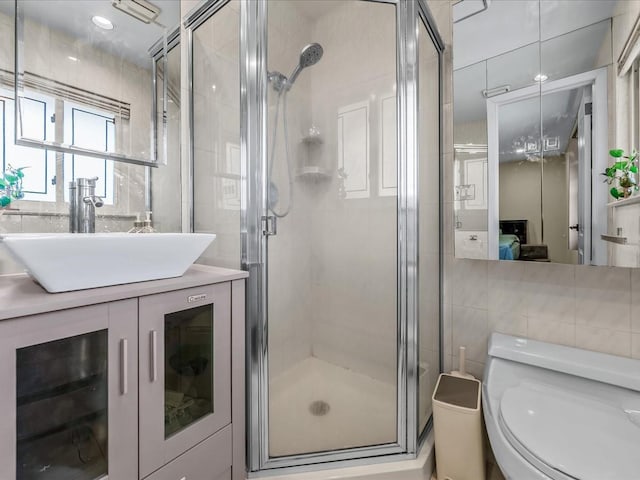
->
498, 380, 640, 480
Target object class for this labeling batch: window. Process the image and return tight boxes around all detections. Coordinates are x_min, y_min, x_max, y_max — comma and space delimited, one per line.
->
1, 90, 117, 206
63, 102, 115, 205
0, 89, 55, 202
337, 101, 370, 199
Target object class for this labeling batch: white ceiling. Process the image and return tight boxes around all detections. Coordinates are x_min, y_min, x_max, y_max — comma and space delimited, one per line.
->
0, 0, 180, 66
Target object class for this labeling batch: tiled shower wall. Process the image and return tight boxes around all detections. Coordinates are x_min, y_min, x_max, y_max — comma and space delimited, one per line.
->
432, 0, 640, 378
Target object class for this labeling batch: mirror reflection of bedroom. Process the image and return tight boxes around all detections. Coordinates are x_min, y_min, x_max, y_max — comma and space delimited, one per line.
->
497, 85, 588, 264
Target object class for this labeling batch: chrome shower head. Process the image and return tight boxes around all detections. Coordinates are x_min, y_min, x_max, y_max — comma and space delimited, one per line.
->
288, 43, 324, 87
299, 43, 324, 68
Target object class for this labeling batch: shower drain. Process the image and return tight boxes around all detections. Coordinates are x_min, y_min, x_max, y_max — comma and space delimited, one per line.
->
309, 400, 330, 416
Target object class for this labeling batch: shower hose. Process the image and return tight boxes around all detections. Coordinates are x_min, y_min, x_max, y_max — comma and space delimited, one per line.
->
268, 88, 293, 218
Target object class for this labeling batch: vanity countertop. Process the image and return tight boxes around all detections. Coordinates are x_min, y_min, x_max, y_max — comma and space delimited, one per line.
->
0, 264, 248, 321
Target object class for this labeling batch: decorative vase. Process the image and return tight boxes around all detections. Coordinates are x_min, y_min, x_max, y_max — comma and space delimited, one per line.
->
619, 176, 634, 198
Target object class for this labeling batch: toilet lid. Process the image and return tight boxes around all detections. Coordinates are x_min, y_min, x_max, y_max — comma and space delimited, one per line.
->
499, 381, 640, 480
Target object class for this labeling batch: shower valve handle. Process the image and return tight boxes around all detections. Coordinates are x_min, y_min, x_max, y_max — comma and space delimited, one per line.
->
262, 215, 277, 236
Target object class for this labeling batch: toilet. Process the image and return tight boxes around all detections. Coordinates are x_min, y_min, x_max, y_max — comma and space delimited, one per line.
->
483, 333, 640, 480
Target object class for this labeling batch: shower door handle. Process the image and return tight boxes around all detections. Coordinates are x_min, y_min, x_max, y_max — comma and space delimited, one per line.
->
262, 215, 277, 236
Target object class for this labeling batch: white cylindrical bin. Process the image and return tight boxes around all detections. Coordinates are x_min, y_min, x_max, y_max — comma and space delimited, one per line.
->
432, 373, 485, 480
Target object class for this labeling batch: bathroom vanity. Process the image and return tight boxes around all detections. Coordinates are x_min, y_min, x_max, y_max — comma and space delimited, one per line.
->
0, 264, 248, 480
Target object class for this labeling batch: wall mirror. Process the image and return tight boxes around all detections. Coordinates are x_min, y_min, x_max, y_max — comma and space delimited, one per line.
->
3, 0, 180, 167
452, 0, 638, 266
0, 0, 181, 276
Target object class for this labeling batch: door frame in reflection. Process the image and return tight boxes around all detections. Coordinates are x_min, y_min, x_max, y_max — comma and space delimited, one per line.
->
486, 67, 608, 264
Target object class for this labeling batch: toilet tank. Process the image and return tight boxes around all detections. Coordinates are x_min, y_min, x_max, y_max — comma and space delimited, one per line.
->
485, 333, 640, 392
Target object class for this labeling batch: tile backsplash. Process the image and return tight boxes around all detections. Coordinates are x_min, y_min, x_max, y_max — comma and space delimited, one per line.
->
445, 258, 640, 378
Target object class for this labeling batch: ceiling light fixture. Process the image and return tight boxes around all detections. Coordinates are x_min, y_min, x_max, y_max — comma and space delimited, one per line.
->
67, 56, 78, 62
534, 73, 548, 82
92, 16, 114, 30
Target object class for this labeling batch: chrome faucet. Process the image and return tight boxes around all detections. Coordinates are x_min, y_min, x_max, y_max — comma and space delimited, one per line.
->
69, 177, 103, 233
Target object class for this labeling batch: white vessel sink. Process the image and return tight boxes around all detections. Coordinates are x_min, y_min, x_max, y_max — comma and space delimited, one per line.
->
0, 233, 216, 293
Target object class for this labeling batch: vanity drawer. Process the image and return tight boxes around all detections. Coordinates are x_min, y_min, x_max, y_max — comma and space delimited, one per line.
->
144, 424, 232, 480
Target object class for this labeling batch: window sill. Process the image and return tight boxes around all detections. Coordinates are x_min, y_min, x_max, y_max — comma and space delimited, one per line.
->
1, 210, 136, 220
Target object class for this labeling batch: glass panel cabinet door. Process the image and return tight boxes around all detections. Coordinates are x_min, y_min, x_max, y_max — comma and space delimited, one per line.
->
0, 301, 138, 480
17, 330, 108, 480
164, 304, 214, 438
139, 284, 231, 478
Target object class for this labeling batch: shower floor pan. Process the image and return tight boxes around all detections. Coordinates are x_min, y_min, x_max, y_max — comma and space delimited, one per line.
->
269, 357, 396, 457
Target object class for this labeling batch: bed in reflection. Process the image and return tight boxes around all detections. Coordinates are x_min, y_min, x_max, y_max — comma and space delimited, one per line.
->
499, 234, 520, 260
499, 220, 527, 260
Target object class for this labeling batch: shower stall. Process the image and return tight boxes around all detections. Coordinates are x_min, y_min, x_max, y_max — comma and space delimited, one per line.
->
186, 0, 443, 474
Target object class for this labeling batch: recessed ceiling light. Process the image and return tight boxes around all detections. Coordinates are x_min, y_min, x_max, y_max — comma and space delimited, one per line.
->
534, 73, 548, 82
92, 16, 114, 30
67, 56, 78, 62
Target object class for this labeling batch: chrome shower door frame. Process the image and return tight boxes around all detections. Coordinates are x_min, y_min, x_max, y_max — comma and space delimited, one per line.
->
416, 0, 445, 448
240, 0, 444, 473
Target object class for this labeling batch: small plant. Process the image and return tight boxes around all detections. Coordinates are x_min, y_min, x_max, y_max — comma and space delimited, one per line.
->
602, 149, 638, 199
0, 165, 26, 210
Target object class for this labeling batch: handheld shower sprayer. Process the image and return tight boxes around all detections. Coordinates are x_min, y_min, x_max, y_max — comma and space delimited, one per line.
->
287, 43, 324, 88
267, 43, 324, 219
268, 43, 324, 93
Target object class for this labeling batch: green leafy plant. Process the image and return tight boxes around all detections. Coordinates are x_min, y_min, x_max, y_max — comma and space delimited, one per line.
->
0, 165, 26, 210
602, 149, 638, 199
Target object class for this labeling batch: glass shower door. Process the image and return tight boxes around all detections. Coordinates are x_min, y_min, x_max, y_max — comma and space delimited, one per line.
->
264, 0, 399, 459
417, 9, 442, 435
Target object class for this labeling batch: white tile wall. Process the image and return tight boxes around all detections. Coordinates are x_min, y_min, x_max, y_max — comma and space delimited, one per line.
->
575, 265, 630, 331
452, 258, 488, 309
632, 333, 640, 359
452, 305, 488, 363
575, 325, 632, 357
488, 309, 527, 338
526, 263, 575, 324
